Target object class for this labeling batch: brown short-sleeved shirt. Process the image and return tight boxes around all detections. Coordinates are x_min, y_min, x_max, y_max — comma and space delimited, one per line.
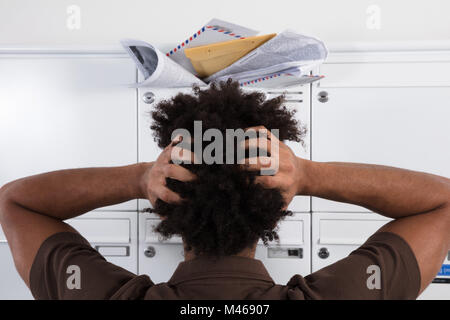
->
30, 231, 421, 300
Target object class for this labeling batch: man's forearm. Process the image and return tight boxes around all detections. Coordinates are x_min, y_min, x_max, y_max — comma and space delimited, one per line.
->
0, 163, 152, 220
300, 159, 450, 218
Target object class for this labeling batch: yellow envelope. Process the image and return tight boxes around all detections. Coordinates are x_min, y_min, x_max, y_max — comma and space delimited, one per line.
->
184, 33, 277, 78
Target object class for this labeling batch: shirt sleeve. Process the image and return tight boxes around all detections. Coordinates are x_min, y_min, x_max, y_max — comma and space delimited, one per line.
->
287, 231, 421, 300
30, 232, 153, 300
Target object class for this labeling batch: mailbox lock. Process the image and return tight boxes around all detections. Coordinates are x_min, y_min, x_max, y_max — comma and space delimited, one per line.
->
317, 91, 328, 103
318, 247, 329, 259
142, 92, 155, 104
144, 246, 156, 258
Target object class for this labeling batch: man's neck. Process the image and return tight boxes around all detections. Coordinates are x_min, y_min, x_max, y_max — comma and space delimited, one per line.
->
184, 246, 256, 261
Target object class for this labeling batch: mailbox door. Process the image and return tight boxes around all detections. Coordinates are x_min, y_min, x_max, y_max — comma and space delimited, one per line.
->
138, 213, 184, 283
66, 211, 138, 273
312, 62, 450, 212
255, 213, 311, 284
312, 212, 450, 299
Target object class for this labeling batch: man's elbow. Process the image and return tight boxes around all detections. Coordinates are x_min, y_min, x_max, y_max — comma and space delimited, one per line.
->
0, 182, 15, 220
439, 181, 450, 246
441, 179, 450, 210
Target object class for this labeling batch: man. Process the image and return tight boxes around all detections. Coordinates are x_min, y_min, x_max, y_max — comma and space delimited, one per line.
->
0, 81, 449, 299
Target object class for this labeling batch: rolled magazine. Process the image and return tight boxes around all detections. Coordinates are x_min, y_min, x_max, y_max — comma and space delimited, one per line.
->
120, 39, 206, 88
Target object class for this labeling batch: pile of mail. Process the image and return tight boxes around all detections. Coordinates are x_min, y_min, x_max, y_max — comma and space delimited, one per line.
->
121, 19, 328, 88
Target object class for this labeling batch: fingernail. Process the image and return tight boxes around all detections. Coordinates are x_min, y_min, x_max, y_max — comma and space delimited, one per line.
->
172, 134, 183, 143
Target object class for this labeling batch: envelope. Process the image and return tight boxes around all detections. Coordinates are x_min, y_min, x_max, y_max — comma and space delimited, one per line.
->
184, 33, 276, 78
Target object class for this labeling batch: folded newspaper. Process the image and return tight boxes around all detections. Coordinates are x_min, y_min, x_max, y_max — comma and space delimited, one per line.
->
121, 19, 328, 88
205, 30, 328, 84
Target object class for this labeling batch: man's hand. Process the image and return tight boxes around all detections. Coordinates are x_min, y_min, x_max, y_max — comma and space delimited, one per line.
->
140, 137, 196, 206
241, 126, 306, 209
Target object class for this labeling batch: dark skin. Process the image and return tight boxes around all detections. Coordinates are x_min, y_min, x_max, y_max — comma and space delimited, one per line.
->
0, 127, 449, 296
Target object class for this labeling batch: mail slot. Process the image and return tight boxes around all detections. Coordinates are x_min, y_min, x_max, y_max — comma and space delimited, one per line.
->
266, 90, 304, 102
255, 214, 311, 284
267, 247, 303, 259
95, 245, 130, 257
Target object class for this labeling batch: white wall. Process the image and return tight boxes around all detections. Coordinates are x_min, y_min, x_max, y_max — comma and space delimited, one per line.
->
0, 0, 449, 51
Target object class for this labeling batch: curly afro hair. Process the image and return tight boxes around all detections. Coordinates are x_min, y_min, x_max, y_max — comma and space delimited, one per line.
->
149, 80, 306, 256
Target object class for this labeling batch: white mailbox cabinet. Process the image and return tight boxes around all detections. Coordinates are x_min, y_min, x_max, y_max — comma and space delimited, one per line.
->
1, 50, 450, 300
312, 58, 450, 212
139, 212, 311, 284
137, 85, 311, 284
312, 212, 450, 300
0, 54, 138, 211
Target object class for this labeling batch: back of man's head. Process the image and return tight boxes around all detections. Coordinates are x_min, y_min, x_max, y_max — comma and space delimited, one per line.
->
150, 80, 306, 256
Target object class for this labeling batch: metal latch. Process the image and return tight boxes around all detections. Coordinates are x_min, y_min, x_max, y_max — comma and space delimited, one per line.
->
142, 92, 155, 104
268, 247, 303, 259
317, 91, 328, 103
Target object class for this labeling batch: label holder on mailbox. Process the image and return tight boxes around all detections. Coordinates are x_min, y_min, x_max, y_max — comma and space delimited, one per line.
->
267, 247, 303, 259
